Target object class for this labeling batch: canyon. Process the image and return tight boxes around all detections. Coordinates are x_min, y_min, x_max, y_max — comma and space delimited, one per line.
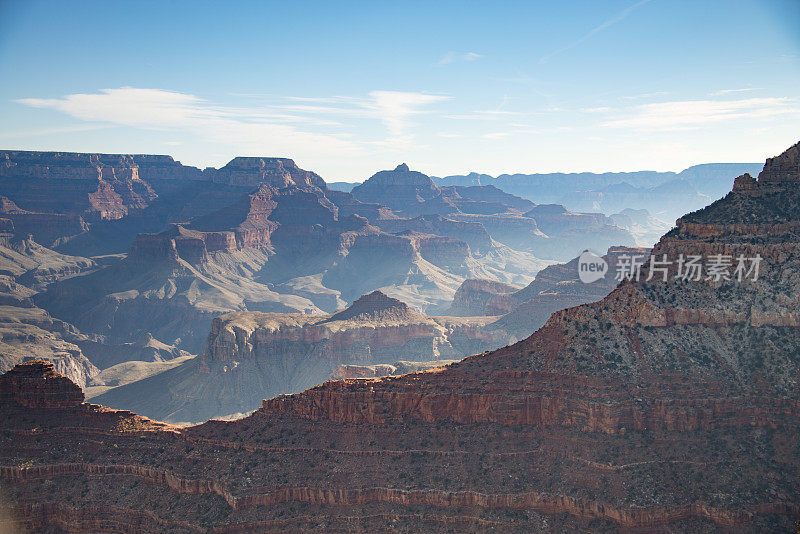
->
0, 142, 797, 532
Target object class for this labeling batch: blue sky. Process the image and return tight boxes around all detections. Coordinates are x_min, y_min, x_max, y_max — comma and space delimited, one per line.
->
0, 0, 798, 181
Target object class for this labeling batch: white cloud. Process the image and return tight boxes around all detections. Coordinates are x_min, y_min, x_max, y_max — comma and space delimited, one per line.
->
14, 87, 451, 158
620, 91, 669, 101
15, 87, 359, 157
709, 88, 762, 96
365, 91, 450, 148
580, 106, 613, 113
445, 109, 522, 121
0, 124, 111, 139
604, 97, 800, 130
482, 132, 511, 139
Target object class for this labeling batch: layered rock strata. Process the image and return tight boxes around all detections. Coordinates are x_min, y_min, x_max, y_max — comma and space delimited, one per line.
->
91, 291, 507, 423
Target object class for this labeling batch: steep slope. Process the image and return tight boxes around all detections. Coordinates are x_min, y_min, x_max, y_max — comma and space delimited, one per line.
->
0, 234, 99, 387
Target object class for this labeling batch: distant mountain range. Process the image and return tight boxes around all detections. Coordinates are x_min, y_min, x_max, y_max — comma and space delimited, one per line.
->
330, 163, 763, 223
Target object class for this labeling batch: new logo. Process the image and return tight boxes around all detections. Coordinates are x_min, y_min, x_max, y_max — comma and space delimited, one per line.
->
578, 250, 608, 284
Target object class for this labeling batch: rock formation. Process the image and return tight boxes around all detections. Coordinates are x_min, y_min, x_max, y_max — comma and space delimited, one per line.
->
447, 278, 521, 316
209, 157, 328, 189
0, 151, 156, 222
91, 291, 507, 423
0, 360, 83, 408
351, 163, 457, 216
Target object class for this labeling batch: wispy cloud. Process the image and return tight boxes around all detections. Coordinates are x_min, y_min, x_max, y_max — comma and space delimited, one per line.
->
438, 51, 484, 65
621, 90, 669, 100
16, 87, 359, 157
580, 106, 613, 113
365, 91, 450, 148
604, 97, 799, 130
446, 109, 522, 121
709, 88, 762, 96
539, 0, 652, 64
0, 123, 112, 139
445, 96, 522, 121
15, 87, 450, 156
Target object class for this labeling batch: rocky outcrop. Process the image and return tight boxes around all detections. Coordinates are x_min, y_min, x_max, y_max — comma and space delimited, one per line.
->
0, 360, 83, 408
323, 290, 413, 323
0, 196, 90, 247
209, 157, 328, 189
755, 140, 799, 192
331, 359, 459, 379
447, 278, 520, 316
398, 231, 471, 268
351, 163, 459, 216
